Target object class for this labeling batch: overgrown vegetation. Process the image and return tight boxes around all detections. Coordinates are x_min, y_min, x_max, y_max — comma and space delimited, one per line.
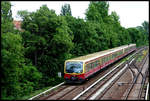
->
1, 1, 149, 100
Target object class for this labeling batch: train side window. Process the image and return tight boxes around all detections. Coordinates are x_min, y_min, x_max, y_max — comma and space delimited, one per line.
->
101, 58, 103, 64
104, 57, 106, 63
89, 63, 92, 70
95, 61, 98, 67
102, 57, 104, 63
98, 59, 100, 66
103, 57, 106, 63
91, 62, 94, 69
106, 56, 108, 61
104, 56, 106, 62
90, 63, 92, 69
110, 54, 112, 60
104, 56, 107, 63
102, 57, 104, 64
93, 62, 95, 68
94, 61, 96, 68
113, 53, 115, 59
109, 54, 111, 60
96, 60, 99, 67
88, 63, 90, 72
113, 53, 115, 58
94, 61, 96, 67
107, 55, 109, 61
86, 64, 89, 72
105, 56, 107, 63
87, 63, 90, 71
99, 58, 101, 66
86, 64, 88, 72
110, 54, 111, 60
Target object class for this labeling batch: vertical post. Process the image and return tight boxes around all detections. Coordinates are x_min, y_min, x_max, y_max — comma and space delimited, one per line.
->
58, 72, 62, 78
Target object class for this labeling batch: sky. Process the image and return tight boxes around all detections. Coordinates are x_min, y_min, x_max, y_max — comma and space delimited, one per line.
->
10, 1, 149, 28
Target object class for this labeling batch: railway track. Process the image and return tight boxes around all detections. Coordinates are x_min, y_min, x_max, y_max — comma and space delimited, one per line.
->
29, 46, 148, 100
72, 47, 148, 100
38, 59, 127, 100
123, 47, 149, 100
100, 46, 149, 100
73, 58, 135, 100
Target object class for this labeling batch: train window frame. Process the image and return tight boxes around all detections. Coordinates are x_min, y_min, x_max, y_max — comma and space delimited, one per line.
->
86, 63, 89, 72
88, 63, 91, 71
91, 62, 94, 69
94, 61, 97, 68
89, 63, 91, 72
102, 57, 104, 64
104, 56, 106, 63
99, 58, 102, 66
107, 55, 109, 61
96, 60, 99, 67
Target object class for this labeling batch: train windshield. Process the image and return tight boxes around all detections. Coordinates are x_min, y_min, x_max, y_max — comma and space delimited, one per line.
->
66, 61, 83, 73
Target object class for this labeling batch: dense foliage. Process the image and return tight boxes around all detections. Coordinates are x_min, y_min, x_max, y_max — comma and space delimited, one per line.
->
1, 1, 42, 100
1, 1, 149, 100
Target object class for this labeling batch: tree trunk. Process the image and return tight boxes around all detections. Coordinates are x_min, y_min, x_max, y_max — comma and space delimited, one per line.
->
35, 50, 37, 66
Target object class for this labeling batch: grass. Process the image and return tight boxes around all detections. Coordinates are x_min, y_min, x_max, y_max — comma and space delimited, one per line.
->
116, 53, 135, 64
136, 50, 147, 62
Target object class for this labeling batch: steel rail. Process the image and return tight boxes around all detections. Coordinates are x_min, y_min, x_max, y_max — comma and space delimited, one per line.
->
124, 51, 148, 100
29, 47, 146, 100
56, 86, 77, 100
28, 82, 65, 100
72, 60, 125, 100
89, 58, 135, 100
138, 48, 149, 99
145, 83, 149, 100
72, 47, 144, 100
40, 85, 68, 100
72, 56, 135, 100
84, 60, 128, 100
138, 67, 149, 99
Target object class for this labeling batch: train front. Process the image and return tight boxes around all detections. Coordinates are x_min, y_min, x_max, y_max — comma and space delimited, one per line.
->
64, 61, 85, 83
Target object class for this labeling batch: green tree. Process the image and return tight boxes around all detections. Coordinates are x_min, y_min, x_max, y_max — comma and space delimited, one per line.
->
1, 2, 42, 100
1, 1, 14, 33
18, 5, 74, 87
110, 11, 120, 24
85, 1, 109, 23
1, 32, 42, 99
60, 4, 72, 16
1, 33, 24, 99
127, 28, 145, 47
136, 21, 149, 40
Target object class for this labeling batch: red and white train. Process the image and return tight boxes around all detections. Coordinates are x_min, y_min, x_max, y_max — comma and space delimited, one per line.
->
64, 44, 136, 83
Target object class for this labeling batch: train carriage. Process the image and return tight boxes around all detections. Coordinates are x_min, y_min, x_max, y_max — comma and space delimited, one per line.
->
64, 44, 136, 83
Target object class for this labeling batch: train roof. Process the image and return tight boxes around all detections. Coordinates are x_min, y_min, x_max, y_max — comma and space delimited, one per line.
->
66, 44, 136, 63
